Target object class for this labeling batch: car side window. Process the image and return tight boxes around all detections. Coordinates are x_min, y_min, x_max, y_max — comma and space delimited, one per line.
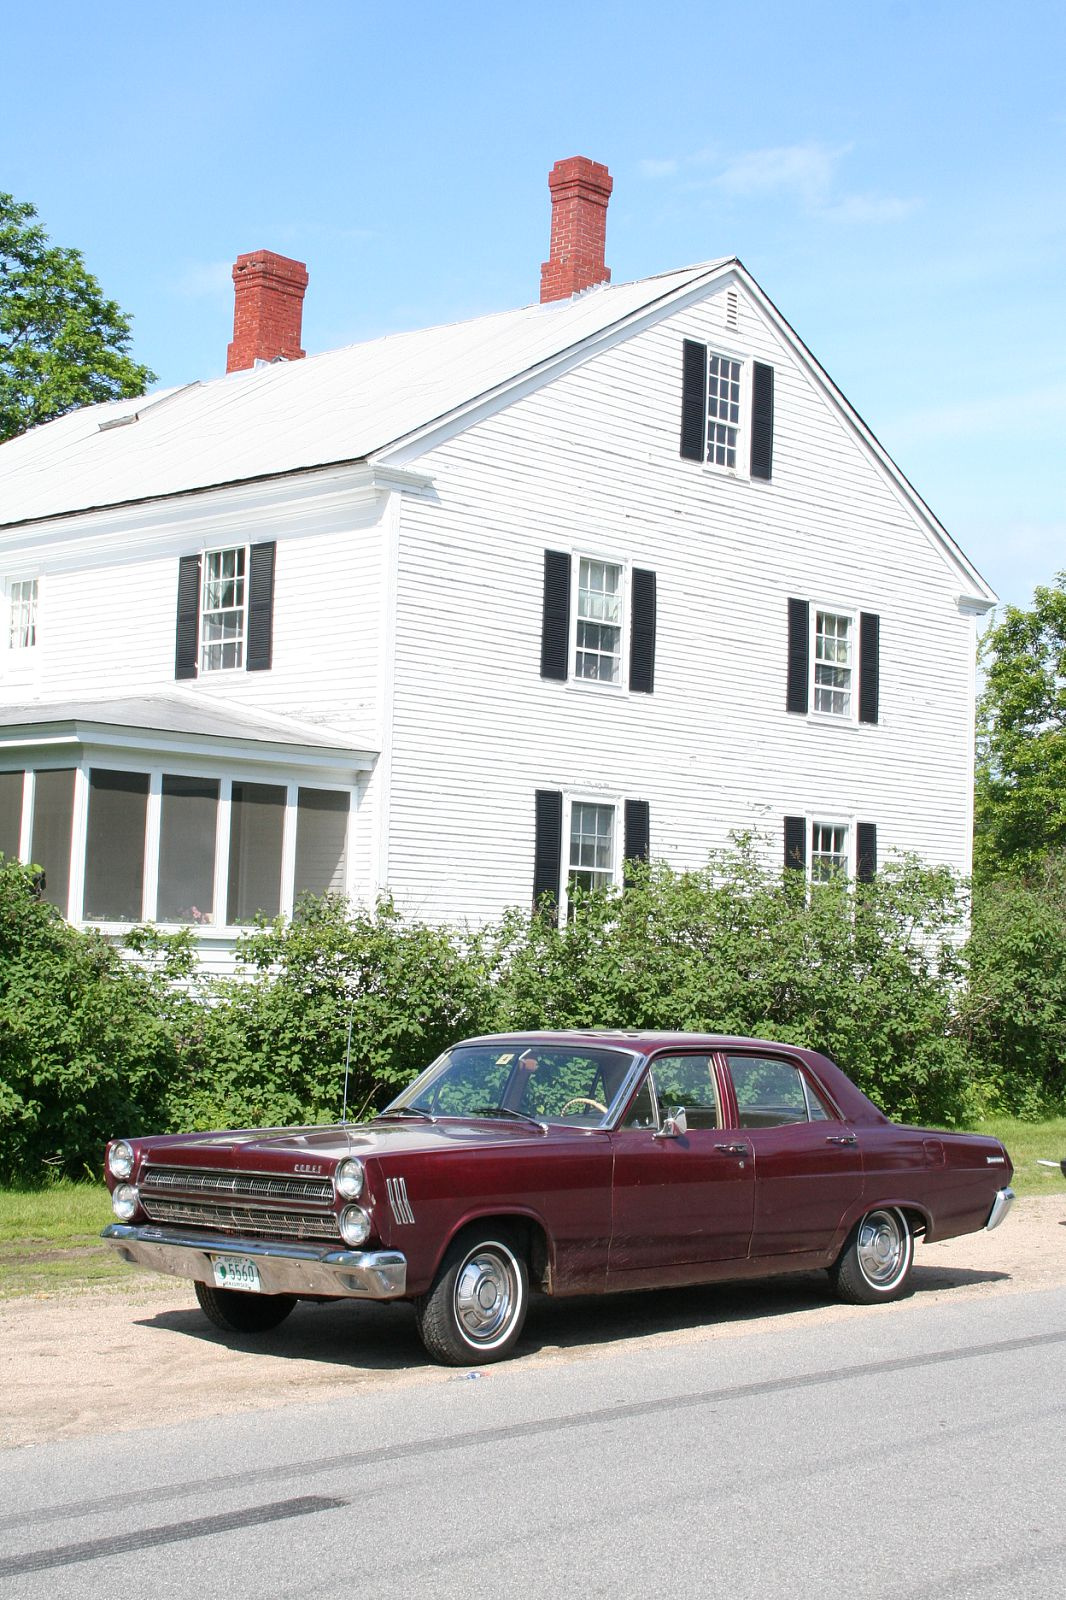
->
621, 1076, 659, 1129
647, 1054, 721, 1130
726, 1054, 835, 1128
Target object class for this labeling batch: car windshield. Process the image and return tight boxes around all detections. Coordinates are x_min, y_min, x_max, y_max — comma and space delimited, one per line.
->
385, 1043, 638, 1126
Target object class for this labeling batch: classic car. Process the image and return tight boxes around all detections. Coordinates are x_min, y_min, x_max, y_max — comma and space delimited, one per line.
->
102, 1031, 1015, 1365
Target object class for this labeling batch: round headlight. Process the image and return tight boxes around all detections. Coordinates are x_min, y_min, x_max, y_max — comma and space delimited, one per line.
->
108, 1140, 134, 1180
335, 1157, 365, 1199
111, 1184, 139, 1222
339, 1205, 371, 1247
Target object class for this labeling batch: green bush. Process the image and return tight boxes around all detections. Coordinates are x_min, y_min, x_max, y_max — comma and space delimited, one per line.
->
0, 860, 187, 1183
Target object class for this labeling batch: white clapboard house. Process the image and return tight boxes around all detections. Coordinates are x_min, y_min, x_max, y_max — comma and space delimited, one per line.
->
0, 157, 995, 970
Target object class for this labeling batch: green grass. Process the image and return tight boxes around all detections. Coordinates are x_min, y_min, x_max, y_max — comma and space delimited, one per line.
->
0, 1180, 131, 1297
968, 1115, 1066, 1197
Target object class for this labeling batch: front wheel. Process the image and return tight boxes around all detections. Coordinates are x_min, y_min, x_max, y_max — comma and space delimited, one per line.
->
828, 1207, 914, 1304
415, 1230, 529, 1365
195, 1280, 297, 1334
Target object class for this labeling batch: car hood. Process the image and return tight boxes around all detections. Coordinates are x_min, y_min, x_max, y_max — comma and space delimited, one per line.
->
133, 1117, 569, 1174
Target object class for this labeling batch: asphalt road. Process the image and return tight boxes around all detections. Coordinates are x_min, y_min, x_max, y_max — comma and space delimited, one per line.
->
2, 1284, 1064, 1599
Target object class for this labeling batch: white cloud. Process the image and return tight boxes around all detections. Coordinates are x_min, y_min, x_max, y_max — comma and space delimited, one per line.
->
821, 193, 919, 223
889, 382, 1066, 444
173, 260, 232, 299
638, 158, 679, 179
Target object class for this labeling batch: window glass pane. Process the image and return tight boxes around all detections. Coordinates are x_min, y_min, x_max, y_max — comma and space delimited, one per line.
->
227, 782, 285, 923
814, 611, 852, 716
575, 559, 622, 682
728, 1055, 811, 1128
30, 769, 75, 911
200, 547, 246, 673
294, 789, 349, 901
649, 1054, 721, 1130
0, 771, 23, 860
811, 822, 848, 882
83, 770, 149, 922
8, 579, 37, 649
157, 776, 219, 923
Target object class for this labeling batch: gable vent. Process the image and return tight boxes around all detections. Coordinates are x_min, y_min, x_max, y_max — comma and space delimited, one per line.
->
725, 288, 739, 328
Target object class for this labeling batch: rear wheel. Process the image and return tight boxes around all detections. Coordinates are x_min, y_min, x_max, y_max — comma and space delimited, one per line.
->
195, 1280, 297, 1333
829, 1207, 914, 1304
415, 1229, 529, 1365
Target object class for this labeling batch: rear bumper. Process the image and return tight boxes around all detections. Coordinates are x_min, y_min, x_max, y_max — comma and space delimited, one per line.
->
985, 1187, 1015, 1232
102, 1224, 407, 1299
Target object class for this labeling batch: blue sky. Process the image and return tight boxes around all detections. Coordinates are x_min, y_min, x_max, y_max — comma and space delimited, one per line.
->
6, 0, 1064, 610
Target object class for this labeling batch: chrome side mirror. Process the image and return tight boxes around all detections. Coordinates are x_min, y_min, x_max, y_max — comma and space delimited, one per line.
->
655, 1106, 687, 1140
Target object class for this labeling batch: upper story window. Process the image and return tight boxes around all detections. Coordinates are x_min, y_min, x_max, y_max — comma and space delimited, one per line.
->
540, 551, 656, 694
8, 579, 37, 650
813, 610, 853, 717
575, 559, 623, 683
706, 353, 742, 468
680, 340, 774, 480
201, 547, 247, 673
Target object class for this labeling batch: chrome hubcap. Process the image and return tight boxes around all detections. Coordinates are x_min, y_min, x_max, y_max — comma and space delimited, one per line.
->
857, 1209, 907, 1287
455, 1247, 518, 1346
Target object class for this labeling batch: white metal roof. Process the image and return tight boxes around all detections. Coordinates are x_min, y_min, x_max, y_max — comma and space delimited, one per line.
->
0, 264, 725, 527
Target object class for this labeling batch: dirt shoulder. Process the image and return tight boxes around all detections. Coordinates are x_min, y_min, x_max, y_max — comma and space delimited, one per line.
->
2, 1195, 1063, 1453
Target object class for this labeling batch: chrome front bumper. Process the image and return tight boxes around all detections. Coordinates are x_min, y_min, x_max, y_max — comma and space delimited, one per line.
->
985, 1187, 1015, 1231
102, 1224, 407, 1299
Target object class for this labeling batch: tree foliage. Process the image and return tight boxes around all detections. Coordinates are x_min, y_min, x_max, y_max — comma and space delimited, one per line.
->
0, 191, 155, 442
975, 573, 1066, 879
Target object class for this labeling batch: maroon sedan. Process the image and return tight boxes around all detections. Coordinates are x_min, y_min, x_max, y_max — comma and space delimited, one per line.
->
103, 1032, 1014, 1365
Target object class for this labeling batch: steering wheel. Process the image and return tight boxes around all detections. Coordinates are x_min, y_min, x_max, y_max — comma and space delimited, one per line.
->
559, 1096, 608, 1116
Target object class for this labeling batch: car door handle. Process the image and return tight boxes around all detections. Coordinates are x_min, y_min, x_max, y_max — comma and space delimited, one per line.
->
714, 1143, 749, 1156
825, 1134, 857, 1146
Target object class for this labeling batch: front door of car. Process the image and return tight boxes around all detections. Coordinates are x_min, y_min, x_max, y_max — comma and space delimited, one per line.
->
722, 1052, 864, 1257
608, 1053, 755, 1290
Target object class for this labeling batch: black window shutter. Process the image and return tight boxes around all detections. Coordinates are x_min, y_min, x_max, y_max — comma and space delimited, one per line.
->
787, 598, 810, 714
540, 550, 571, 681
856, 822, 878, 883
859, 612, 880, 724
533, 790, 563, 918
246, 541, 276, 672
174, 553, 201, 680
629, 569, 657, 694
680, 339, 708, 461
784, 815, 806, 873
750, 361, 774, 480
623, 799, 651, 885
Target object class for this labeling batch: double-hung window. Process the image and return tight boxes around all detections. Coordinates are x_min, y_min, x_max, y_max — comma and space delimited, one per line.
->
706, 353, 742, 468
8, 579, 38, 651
568, 801, 616, 900
813, 610, 853, 717
200, 547, 247, 673
810, 821, 849, 882
680, 339, 774, 480
575, 559, 623, 683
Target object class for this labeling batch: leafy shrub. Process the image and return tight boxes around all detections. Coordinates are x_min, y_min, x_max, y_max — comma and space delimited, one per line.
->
0, 860, 187, 1182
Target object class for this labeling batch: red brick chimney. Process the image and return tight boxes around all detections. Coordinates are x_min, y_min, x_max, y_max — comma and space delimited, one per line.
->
226, 249, 309, 373
540, 157, 613, 304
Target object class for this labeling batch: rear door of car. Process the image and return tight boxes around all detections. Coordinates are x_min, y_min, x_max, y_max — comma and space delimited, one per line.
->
719, 1050, 864, 1257
607, 1052, 755, 1288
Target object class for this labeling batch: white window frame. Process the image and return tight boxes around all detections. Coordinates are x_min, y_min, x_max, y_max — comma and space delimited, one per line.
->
561, 791, 621, 919
809, 603, 857, 722
7, 576, 38, 651
569, 552, 629, 692
199, 545, 249, 674
701, 347, 751, 478
808, 817, 853, 883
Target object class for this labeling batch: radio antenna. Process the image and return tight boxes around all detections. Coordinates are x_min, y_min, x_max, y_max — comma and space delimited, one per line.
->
341, 1000, 355, 1125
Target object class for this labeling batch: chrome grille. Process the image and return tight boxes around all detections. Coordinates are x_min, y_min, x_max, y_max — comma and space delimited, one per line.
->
142, 1166, 333, 1205
140, 1196, 341, 1241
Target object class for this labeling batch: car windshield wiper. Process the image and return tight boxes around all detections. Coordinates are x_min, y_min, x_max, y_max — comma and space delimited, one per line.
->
375, 1106, 436, 1122
468, 1106, 546, 1129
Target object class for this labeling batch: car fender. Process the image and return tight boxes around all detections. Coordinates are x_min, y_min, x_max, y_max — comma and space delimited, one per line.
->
827, 1196, 934, 1261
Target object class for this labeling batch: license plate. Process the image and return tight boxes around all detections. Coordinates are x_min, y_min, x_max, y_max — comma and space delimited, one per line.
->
211, 1255, 262, 1293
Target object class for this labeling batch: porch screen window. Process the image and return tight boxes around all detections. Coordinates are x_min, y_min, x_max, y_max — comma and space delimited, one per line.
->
294, 788, 349, 900
158, 776, 219, 924
227, 782, 285, 922
30, 769, 75, 912
0, 771, 22, 859
83, 770, 149, 922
